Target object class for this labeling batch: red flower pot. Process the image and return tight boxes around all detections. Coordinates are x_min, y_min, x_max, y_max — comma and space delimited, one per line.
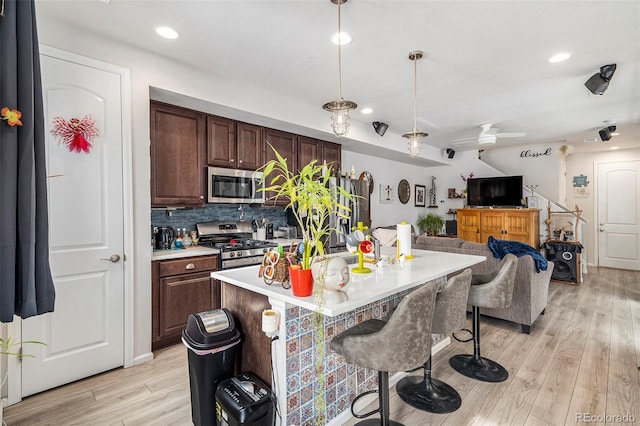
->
289, 267, 313, 297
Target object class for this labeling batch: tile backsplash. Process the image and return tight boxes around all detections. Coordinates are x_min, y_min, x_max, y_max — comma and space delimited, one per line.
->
151, 204, 288, 236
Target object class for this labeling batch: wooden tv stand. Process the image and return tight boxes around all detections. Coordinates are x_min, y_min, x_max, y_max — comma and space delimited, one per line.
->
456, 208, 540, 248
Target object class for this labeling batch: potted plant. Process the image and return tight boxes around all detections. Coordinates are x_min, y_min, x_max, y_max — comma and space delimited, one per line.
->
417, 213, 444, 236
259, 146, 352, 296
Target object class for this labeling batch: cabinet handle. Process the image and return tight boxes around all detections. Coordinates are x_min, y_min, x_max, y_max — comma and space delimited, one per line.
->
185, 263, 195, 270
238, 160, 243, 163
230, 159, 235, 163
200, 195, 204, 199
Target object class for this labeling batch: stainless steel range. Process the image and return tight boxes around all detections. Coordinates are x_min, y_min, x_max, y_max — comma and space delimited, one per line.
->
196, 221, 278, 269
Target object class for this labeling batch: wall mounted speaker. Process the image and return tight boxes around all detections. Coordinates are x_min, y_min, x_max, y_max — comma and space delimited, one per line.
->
585, 64, 617, 95
372, 122, 388, 136
543, 242, 582, 285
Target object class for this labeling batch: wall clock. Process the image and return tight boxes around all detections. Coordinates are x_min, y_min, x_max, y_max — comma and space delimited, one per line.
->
398, 179, 411, 204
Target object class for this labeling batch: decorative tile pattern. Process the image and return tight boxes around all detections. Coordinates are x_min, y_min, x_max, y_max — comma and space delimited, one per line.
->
151, 204, 287, 236
283, 276, 448, 424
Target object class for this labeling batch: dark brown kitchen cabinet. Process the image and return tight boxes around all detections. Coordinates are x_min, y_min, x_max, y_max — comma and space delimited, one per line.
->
152, 255, 220, 350
207, 116, 263, 171
297, 136, 321, 171
150, 101, 206, 207
298, 136, 341, 175
322, 141, 341, 175
263, 129, 297, 206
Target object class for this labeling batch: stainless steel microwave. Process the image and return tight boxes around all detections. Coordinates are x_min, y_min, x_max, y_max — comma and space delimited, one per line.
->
207, 167, 265, 204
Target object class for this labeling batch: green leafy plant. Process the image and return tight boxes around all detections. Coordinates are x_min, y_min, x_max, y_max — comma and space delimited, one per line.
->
1, 337, 45, 358
417, 213, 444, 236
259, 144, 352, 269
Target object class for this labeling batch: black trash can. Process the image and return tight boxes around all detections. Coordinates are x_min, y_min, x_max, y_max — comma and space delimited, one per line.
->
183, 308, 241, 426
215, 372, 275, 426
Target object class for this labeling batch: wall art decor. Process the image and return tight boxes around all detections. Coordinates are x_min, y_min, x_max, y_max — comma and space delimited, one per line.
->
379, 183, 395, 204
50, 115, 99, 153
415, 184, 426, 207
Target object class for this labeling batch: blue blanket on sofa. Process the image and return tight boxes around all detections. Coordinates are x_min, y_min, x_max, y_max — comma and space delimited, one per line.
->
487, 236, 548, 273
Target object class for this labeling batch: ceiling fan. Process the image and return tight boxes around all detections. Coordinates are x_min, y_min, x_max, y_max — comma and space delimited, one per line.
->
450, 123, 526, 147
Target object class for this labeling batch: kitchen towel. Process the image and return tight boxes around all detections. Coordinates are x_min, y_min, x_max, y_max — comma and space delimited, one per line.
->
397, 222, 413, 258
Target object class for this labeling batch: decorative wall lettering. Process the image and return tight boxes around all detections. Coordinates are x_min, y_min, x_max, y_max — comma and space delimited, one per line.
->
520, 148, 552, 158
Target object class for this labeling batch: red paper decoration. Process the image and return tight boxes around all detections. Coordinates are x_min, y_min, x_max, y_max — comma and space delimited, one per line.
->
50, 115, 99, 153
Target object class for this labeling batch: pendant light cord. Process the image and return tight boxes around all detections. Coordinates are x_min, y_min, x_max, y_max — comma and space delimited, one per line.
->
337, 1, 343, 100
412, 55, 418, 132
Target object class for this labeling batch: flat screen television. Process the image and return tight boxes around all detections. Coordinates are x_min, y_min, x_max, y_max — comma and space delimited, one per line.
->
467, 175, 523, 208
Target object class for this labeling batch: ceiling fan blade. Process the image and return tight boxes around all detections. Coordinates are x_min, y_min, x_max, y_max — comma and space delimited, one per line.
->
450, 136, 478, 144
495, 132, 526, 138
451, 139, 480, 147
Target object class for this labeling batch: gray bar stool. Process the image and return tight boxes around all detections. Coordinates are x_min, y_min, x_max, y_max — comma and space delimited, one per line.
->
449, 253, 518, 382
396, 269, 472, 413
330, 281, 438, 426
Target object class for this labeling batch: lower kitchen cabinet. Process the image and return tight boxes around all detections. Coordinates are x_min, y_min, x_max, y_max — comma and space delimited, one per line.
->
152, 255, 220, 350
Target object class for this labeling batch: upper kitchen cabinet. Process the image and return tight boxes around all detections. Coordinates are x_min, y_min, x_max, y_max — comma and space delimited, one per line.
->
322, 141, 341, 175
297, 136, 321, 171
151, 101, 206, 207
263, 129, 297, 206
207, 116, 263, 171
298, 136, 342, 175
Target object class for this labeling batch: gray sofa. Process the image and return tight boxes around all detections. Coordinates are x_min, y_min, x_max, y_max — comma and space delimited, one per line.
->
413, 235, 554, 334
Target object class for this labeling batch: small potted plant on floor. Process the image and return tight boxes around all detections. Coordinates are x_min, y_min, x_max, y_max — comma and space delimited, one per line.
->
259, 145, 352, 296
417, 213, 444, 236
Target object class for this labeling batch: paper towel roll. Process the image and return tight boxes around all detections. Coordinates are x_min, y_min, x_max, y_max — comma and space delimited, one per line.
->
397, 222, 412, 259
262, 309, 280, 334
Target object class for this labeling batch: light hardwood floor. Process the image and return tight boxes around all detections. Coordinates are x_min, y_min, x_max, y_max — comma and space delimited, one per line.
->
4, 266, 639, 425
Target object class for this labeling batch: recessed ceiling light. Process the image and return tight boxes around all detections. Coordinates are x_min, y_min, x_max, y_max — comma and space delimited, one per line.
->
361, 107, 373, 114
155, 26, 180, 40
331, 32, 352, 45
548, 52, 571, 63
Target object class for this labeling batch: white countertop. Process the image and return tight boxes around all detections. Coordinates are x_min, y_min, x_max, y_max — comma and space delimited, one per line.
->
211, 246, 485, 316
151, 239, 299, 261
152, 246, 220, 261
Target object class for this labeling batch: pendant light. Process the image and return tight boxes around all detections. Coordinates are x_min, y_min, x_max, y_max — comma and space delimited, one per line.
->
402, 50, 428, 157
323, 0, 357, 138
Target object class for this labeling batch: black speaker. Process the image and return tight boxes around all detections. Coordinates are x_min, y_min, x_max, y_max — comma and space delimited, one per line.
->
543, 242, 582, 284
445, 220, 457, 236
584, 64, 617, 95
446, 148, 455, 159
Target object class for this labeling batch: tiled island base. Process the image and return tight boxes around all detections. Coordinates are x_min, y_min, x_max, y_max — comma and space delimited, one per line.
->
284, 276, 447, 425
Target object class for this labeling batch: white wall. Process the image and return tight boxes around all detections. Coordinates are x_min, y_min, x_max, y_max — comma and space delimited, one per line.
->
341, 151, 429, 229
480, 141, 566, 201
565, 147, 640, 265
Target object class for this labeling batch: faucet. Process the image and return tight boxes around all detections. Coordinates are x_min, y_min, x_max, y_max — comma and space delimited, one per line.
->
238, 204, 244, 220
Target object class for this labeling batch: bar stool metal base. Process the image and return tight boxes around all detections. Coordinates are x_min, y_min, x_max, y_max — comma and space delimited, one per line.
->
351, 371, 404, 426
354, 420, 403, 426
396, 375, 461, 413
449, 354, 508, 383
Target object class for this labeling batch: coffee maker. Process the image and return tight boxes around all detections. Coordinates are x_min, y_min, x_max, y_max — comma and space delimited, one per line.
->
154, 226, 176, 250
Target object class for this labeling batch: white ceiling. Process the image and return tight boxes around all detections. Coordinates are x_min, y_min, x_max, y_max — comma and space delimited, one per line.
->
36, 0, 640, 154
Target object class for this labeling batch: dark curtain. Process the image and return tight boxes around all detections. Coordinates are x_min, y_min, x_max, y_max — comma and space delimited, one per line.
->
0, 0, 55, 322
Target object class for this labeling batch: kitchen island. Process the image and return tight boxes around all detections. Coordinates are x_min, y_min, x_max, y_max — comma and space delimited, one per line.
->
211, 246, 485, 425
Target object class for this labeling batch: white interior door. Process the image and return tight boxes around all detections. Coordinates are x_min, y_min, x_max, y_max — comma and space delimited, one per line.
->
20, 50, 126, 396
597, 161, 640, 270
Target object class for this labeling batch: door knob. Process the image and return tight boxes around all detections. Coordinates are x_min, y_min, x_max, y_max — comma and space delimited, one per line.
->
100, 254, 121, 263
